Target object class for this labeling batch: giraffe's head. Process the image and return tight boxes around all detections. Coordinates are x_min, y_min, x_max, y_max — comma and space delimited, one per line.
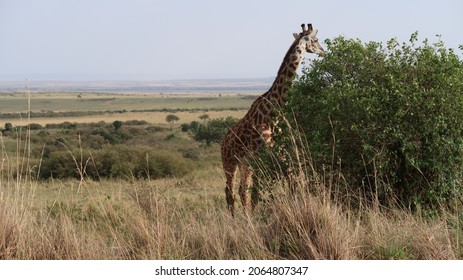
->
293, 23, 325, 56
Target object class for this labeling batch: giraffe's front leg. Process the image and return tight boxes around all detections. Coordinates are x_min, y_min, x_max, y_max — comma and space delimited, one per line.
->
224, 162, 237, 216
238, 164, 253, 212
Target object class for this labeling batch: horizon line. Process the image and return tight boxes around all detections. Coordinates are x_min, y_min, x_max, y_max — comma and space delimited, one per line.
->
0, 77, 275, 83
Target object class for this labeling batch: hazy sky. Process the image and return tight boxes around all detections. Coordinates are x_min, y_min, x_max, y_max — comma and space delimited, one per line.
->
1, 0, 462, 81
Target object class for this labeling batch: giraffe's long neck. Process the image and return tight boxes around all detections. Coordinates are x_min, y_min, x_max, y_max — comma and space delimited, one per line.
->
263, 37, 306, 105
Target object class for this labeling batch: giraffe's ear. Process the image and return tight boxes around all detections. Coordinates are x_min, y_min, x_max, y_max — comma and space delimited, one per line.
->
293, 33, 299, 39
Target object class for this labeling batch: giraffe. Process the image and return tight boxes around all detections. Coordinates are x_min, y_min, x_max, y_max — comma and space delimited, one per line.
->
221, 23, 325, 216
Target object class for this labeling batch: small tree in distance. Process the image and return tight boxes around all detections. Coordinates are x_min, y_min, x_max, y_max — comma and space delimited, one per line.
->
112, 120, 123, 130
4, 122, 13, 132
199, 114, 209, 122
166, 114, 180, 130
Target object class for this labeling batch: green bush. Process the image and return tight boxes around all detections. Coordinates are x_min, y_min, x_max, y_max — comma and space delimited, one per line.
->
110, 161, 136, 179
192, 117, 238, 145
138, 150, 191, 179
28, 123, 43, 130
281, 33, 463, 209
123, 120, 148, 126
39, 145, 194, 180
146, 125, 167, 133
40, 151, 80, 179
112, 120, 123, 130
180, 123, 191, 132
4, 122, 13, 131
91, 126, 132, 145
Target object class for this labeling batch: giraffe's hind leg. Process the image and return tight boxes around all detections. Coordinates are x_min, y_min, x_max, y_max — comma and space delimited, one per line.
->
251, 175, 260, 211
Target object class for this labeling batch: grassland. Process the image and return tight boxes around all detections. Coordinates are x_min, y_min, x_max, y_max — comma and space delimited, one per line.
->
0, 91, 462, 260
0, 92, 256, 113
0, 92, 254, 126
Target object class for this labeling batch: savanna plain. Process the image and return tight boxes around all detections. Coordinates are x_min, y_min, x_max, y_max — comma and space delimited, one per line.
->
0, 88, 461, 260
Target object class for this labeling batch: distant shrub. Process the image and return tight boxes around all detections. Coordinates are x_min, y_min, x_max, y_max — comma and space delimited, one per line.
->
180, 123, 190, 132
146, 125, 167, 133
45, 122, 77, 130
39, 151, 79, 179
110, 161, 135, 179
28, 123, 43, 130
37, 130, 50, 138
181, 148, 200, 160
137, 150, 191, 179
198, 114, 209, 121
189, 121, 200, 132
127, 127, 146, 137
192, 117, 238, 145
4, 122, 13, 131
39, 145, 194, 180
124, 120, 148, 126
91, 126, 132, 145
164, 134, 176, 141
86, 134, 107, 149
112, 120, 123, 130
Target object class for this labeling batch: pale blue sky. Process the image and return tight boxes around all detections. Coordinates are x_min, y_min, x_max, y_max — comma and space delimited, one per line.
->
1, 0, 462, 81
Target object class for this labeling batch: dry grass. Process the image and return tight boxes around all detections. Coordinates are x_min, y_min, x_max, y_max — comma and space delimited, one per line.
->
358, 208, 458, 259
0, 172, 461, 259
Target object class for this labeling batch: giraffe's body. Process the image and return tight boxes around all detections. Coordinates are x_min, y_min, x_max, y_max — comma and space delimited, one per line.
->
221, 23, 325, 216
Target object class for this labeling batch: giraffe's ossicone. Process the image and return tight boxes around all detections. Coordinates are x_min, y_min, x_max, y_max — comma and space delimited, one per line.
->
221, 23, 325, 216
